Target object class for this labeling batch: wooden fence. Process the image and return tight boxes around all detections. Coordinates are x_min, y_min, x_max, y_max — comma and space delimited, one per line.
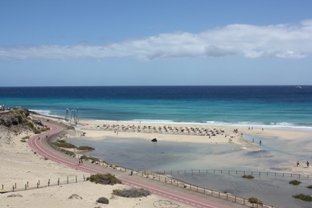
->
1, 175, 87, 193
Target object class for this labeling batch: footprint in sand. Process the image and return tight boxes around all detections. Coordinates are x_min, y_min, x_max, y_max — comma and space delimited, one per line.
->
153, 200, 180, 208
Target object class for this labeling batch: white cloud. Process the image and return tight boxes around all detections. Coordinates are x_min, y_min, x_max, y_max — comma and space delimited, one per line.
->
1, 20, 312, 60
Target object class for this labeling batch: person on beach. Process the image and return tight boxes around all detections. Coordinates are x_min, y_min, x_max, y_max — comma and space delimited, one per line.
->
297, 161, 299, 167
78, 158, 83, 165
260, 140, 262, 146
307, 161, 309, 167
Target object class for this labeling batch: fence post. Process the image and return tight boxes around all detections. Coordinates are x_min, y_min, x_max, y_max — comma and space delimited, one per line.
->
58, 178, 60, 185
76, 176, 77, 183
27, 181, 29, 187
2, 184, 3, 189
25, 184, 27, 190
13, 185, 14, 192
15, 183, 16, 189
38, 180, 40, 186
83, 175, 85, 181
48, 179, 50, 187
67, 177, 69, 184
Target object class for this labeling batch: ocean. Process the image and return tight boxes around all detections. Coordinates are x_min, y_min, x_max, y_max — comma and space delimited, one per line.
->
0, 86, 312, 128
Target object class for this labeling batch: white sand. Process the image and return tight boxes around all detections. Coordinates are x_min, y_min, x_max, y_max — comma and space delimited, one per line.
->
70, 118, 312, 174
0, 122, 192, 208
2, 113, 311, 207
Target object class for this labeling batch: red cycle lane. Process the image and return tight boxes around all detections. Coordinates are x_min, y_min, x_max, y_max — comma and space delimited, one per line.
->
27, 121, 230, 208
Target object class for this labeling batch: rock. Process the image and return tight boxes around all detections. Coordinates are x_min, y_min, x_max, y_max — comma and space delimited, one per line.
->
151, 138, 157, 142
33, 119, 43, 126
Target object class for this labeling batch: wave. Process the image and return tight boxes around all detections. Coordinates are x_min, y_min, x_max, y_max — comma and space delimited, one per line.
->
29, 109, 63, 119
93, 118, 312, 130
31, 109, 312, 130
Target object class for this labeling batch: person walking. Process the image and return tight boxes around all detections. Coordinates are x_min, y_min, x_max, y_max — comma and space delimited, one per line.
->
307, 161, 309, 167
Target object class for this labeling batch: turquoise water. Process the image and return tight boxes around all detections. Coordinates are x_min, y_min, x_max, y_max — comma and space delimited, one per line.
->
1, 86, 312, 128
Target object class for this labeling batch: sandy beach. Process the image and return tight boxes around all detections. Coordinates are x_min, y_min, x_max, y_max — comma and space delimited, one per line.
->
0, 115, 197, 208
1, 113, 248, 208
1, 112, 312, 208
69, 118, 312, 174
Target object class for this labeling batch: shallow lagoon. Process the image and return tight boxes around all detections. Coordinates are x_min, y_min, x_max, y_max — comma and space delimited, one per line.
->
67, 133, 312, 208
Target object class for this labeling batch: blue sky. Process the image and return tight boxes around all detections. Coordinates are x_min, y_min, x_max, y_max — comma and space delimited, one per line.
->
1, 0, 312, 86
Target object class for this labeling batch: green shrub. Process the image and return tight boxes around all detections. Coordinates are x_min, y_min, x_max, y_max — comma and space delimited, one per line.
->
77, 146, 95, 151
25, 121, 35, 129
113, 188, 150, 198
242, 175, 254, 179
52, 141, 77, 148
20, 136, 30, 142
67, 126, 75, 130
80, 155, 99, 162
96, 197, 109, 204
34, 129, 41, 134
60, 149, 76, 157
293, 194, 312, 202
289, 180, 301, 185
87, 174, 122, 185
248, 197, 263, 205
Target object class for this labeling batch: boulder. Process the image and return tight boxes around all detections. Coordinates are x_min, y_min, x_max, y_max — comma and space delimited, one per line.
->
151, 138, 157, 142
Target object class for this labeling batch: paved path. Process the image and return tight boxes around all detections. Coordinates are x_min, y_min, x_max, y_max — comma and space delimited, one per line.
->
28, 121, 233, 208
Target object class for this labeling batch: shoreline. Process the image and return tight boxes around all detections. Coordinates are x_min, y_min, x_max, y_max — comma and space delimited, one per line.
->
2, 111, 312, 207
33, 113, 312, 174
